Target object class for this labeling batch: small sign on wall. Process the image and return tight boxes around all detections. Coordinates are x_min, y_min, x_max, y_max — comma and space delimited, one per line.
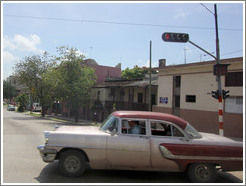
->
160, 97, 168, 104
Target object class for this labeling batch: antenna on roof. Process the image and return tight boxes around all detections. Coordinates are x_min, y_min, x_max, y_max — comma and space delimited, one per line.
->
184, 46, 187, 64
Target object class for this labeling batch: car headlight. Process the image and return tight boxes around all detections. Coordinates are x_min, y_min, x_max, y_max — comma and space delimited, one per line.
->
44, 131, 50, 144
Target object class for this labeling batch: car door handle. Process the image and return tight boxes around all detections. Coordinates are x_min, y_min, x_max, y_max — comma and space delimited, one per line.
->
180, 137, 189, 142
139, 136, 149, 139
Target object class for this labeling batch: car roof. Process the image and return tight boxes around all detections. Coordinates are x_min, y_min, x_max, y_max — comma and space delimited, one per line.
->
112, 111, 188, 129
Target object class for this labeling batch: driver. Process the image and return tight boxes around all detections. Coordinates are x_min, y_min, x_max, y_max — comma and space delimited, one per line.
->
128, 120, 141, 134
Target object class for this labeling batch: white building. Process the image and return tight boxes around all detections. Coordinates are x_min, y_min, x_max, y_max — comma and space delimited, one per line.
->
153, 57, 243, 138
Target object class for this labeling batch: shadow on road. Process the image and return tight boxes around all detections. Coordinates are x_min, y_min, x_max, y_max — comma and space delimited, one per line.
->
35, 162, 242, 183
216, 171, 243, 183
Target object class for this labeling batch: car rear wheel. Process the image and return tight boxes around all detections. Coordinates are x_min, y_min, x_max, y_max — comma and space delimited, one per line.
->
187, 163, 217, 183
59, 149, 87, 177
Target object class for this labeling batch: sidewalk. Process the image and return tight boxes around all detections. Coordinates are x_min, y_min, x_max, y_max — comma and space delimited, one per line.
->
26, 111, 102, 126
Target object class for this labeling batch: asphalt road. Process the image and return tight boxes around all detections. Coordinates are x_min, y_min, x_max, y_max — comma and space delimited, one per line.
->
2, 107, 243, 184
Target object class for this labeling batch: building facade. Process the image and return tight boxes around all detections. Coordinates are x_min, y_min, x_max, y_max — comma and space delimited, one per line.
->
153, 57, 243, 138
91, 75, 158, 121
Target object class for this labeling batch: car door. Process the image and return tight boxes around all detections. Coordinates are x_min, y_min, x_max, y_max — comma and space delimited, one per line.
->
149, 120, 191, 171
106, 118, 150, 168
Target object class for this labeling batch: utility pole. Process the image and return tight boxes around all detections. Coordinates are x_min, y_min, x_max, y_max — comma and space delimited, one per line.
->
162, 4, 228, 136
149, 41, 152, 111
214, 4, 223, 136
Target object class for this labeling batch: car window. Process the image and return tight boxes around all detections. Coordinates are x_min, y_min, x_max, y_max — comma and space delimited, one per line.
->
151, 121, 184, 137
121, 119, 146, 135
100, 115, 119, 133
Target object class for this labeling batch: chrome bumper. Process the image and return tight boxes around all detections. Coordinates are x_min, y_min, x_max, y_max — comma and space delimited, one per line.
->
37, 145, 57, 162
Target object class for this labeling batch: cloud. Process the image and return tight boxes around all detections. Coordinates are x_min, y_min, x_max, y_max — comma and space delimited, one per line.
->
3, 34, 44, 53
75, 49, 87, 58
3, 34, 44, 79
144, 59, 158, 68
2, 51, 20, 79
3, 51, 19, 64
173, 9, 189, 20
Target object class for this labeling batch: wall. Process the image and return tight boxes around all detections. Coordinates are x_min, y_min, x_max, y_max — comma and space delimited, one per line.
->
154, 57, 243, 138
157, 76, 173, 109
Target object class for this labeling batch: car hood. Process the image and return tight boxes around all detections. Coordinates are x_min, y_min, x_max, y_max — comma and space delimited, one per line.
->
53, 125, 104, 135
199, 132, 243, 147
46, 125, 107, 148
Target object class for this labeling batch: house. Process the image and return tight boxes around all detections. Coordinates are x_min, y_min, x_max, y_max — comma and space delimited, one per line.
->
6, 75, 28, 95
61, 58, 159, 122
84, 59, 122, 83
60, 59, 122, 120
153, 57, 243, 138
91, 75, 158, 121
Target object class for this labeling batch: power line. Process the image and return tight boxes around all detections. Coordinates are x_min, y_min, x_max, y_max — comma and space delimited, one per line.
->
4, 14, 243, 32
221, 50, 243, 56
201, 3, 214, 15
186, 49, 243, 62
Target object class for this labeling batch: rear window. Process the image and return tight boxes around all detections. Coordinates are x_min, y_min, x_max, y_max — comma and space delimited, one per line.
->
151, 121, 184, 137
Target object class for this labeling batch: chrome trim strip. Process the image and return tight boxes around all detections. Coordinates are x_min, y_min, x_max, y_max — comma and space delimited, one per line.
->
159, 145, 243, 161
47, 144, 147, 152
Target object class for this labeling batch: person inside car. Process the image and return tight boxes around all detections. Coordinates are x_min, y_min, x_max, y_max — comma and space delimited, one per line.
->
128, 120, 141, 134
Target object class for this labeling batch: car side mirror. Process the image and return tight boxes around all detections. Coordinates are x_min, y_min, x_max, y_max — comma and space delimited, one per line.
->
110, 129, 117, 136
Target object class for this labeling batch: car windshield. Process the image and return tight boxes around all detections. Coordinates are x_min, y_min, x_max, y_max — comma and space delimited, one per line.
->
184, 123, 202, 138
100, 115, 119, 134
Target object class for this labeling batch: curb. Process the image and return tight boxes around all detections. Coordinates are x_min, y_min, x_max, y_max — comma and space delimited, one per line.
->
25, 111, 101, 126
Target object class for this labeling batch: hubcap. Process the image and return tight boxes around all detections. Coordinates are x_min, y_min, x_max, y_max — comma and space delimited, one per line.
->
195, 164, 209, 181
65, 155, 81, 173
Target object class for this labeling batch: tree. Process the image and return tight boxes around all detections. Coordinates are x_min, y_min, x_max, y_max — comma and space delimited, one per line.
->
121, 66, 150, 79
55, 46, 96, 122
16, 94, 29, 112
3, 80, 17, 103
43, 64, 63, 115
14, 52, 53, 117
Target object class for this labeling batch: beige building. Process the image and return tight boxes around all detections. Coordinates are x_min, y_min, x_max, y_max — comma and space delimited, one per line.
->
153, 57, 243, 138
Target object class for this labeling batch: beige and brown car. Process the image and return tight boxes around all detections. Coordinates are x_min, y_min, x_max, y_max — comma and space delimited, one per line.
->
37, 111, 243, 182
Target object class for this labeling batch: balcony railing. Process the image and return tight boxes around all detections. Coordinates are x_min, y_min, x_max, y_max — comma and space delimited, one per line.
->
105, 101, 149, 111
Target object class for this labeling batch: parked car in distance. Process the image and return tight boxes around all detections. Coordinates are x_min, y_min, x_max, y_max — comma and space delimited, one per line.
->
7, 104, 15, 111
32, 102, 41, 112
37, 111, 243, 183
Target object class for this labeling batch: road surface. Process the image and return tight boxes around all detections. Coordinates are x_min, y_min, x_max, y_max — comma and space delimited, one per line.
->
2, 107, 243, 183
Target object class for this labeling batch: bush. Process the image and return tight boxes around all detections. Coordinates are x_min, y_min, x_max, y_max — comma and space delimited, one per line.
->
17, 106, 25, 112
16, 94, 29, 112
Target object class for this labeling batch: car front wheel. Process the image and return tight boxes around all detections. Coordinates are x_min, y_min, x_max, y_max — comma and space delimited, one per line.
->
187, 163, 217, 183
59, 149, 87, 177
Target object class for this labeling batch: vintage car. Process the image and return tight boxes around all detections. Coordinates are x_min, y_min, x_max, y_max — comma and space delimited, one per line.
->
37, 111, 243, 182
7, 104, 15, 111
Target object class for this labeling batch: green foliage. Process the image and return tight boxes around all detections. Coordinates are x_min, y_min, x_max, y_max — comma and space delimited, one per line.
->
121, 66, 150, 79
13, 46, 96, 121
16, 94, 29, 112
54, 46, 96, 122
14, 52, 54, 116
3, 80, 17, 102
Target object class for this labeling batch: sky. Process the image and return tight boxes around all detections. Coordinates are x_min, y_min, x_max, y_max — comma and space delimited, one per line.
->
1, 1, 244, 80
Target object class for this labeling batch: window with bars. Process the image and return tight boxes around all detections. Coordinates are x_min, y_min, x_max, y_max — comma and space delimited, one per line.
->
225, 72, 243, 87
186, 95, 196, 103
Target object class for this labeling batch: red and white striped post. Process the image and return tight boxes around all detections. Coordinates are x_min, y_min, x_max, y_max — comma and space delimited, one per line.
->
214, 4, 223, 136
218, 95, 223, 136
